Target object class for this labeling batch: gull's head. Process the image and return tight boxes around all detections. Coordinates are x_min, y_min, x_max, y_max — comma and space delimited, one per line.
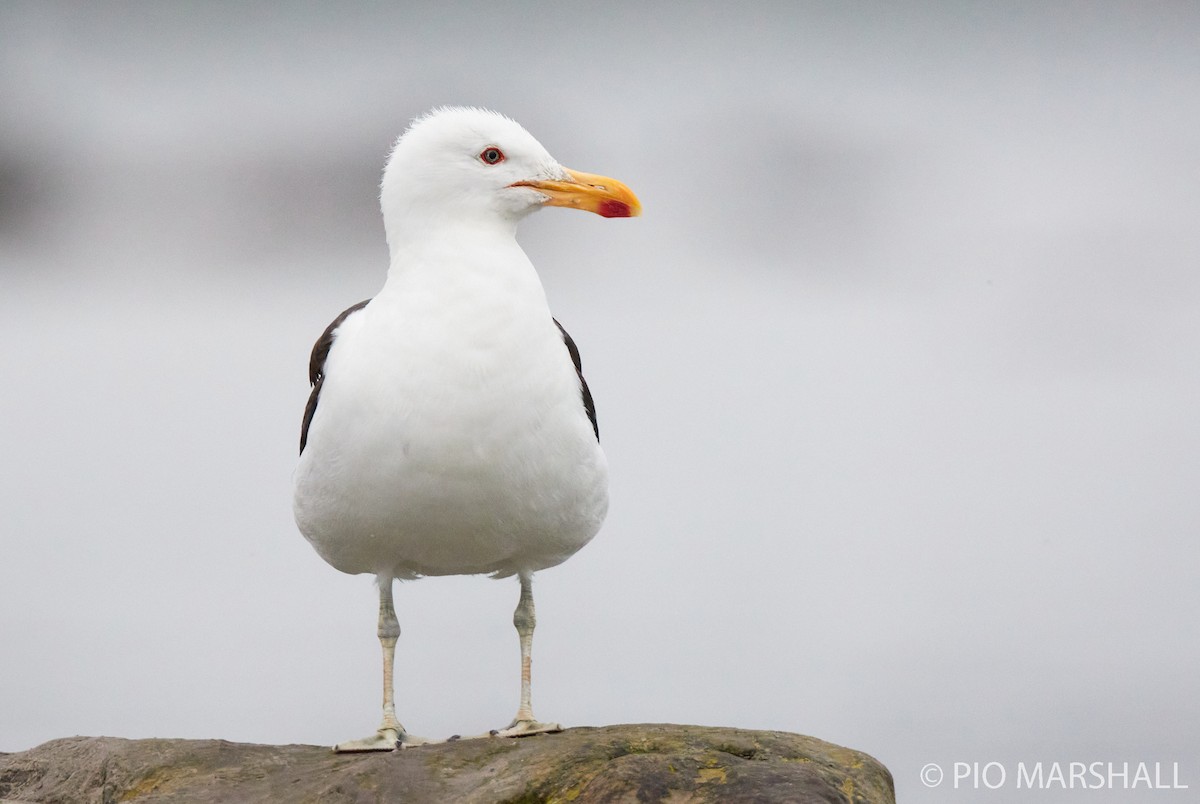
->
380, 107, 640, 247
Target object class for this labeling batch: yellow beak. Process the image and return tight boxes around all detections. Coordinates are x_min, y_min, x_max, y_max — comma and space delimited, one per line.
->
512, 168, 642, 218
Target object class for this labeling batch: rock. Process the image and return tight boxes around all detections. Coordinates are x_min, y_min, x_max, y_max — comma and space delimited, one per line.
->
0, 723, 894, 803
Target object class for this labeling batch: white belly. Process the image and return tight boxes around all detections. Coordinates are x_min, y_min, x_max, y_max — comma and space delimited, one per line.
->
292, 253, 607, 579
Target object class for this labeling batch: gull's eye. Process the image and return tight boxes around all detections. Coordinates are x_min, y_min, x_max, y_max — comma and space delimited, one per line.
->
479, 147, 505, 165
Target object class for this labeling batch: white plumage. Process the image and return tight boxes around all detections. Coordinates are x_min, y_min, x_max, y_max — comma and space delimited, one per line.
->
292, 107, 639, 750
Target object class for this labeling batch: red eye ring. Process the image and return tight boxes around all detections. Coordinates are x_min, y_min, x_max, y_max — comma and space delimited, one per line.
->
479, 147, 505, 165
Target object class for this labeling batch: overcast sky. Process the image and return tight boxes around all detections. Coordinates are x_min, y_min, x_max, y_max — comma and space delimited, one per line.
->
2, 3, 1197, 801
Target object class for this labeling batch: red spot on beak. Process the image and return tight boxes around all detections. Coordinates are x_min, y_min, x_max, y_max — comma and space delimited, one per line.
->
597, 199, 633, 218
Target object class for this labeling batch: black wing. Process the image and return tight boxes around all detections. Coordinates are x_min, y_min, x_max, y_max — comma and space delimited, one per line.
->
300, 299, 371, 455
553, 318, 599, 442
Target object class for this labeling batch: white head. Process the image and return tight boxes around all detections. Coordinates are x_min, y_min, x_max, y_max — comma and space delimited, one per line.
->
379, 107, 639, 252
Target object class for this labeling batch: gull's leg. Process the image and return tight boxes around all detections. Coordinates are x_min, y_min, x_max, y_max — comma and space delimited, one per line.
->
334, 575, 430, 751
491, 572, 562, 737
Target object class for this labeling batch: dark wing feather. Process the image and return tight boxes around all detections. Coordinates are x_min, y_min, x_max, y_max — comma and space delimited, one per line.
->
553, 318, 599, 441
300, 299, 371, 454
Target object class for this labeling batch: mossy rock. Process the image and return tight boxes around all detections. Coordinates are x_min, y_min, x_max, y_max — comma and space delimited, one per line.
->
0, 723, 894, 803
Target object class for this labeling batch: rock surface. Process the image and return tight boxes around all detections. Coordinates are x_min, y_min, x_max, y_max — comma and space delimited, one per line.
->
0, 723, 894, 803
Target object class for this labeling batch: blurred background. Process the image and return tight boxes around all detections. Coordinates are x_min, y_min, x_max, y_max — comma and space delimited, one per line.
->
2, 2, 1197, 801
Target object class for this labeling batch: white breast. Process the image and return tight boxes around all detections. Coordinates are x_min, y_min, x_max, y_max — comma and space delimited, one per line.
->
292, 230, 608, 579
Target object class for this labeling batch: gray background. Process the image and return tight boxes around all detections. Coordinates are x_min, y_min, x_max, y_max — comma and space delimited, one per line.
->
2, 2, 1197, 802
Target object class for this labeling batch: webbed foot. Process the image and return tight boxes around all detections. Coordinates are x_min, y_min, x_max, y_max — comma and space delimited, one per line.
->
489, 718, 563, 738
333, 727, 434, 752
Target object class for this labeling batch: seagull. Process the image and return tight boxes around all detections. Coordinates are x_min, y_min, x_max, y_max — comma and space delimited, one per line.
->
292, 107, 640, 752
